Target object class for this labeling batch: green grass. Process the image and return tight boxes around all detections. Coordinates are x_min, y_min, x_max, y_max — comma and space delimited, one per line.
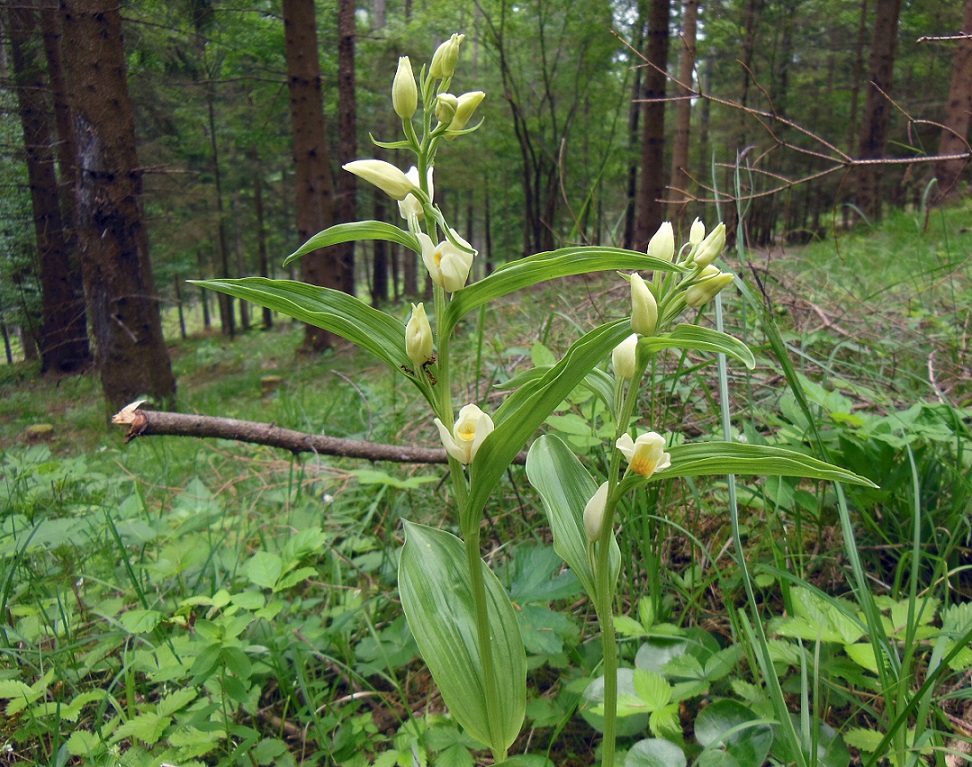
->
1, 204, 972, 765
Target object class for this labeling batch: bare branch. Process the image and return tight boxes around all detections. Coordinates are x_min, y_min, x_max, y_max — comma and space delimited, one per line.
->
111, 402, 527, 465
620, 31, 972, 208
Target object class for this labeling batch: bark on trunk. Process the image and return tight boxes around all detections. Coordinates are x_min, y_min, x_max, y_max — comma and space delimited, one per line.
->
635, 0, 670, 251
252, 167, 273, 329
8, 0, 90, 374
667, 0, 699, 228
60, 0, 176, 412
283, 0, 339, 352
934, 0, 972, 202
855, 0, 903, 221
336, 0, 357, 295
624, 5, 647, 250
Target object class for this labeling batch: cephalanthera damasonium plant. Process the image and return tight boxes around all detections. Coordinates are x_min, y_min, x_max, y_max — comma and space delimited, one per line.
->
197, 34, 874, 766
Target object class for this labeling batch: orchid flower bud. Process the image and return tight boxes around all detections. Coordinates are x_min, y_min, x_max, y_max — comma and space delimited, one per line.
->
447, 91, 485, 136
398, 166, 433, 221
419, 230, 475, 292
429, 33, 464, 80
392, 56, 418, 119
693, 222, 726, 268
583, 482, 611, 543
689, 218, 706, 246
629, 273, 658, 336
616, 432, 671, 478
343, 160, 415, 200
647, 221, 675, 263
684, 265, 734, 308
434, 403, 493, 464
405, 303, 434, 367
435, 93, 459, 125
612, 334, 638, 380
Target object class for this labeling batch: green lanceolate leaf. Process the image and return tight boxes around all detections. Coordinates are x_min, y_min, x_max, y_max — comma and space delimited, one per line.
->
639, 324, 756, 370
399, 521, 526, 753
525, 435, 620, 601
282, 221, 420, 266
645, 442, 877, 487
189, 278, 434, 403
465, 320, 631, 530
444, 248, 679, 333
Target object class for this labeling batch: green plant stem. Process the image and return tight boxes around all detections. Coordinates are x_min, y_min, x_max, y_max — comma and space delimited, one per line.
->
434, 282, 504, 760
434, 286, 452, 424
593, 354, 651, 767
593, 512, 619, 767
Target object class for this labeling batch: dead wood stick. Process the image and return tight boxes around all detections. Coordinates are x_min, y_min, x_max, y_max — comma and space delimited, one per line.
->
111, 401, 526, 465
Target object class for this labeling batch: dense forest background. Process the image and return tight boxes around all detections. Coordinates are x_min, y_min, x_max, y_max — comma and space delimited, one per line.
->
0, 0, 969, 406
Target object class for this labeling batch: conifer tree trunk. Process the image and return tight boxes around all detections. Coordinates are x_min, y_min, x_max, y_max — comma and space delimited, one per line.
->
283, 0, 339, 352
934, 0, 972, 202
60, 0, 176, 411
635, 0, 670, 250
667, 0, 699, 227
624, 6, 647, 250
252, 165, 273, 330
336, 0, 357, 295
855, 0, 903, 221
7, 0, 90, 374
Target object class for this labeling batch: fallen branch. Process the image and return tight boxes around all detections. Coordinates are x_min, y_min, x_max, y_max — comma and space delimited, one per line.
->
111, 401, 527, 465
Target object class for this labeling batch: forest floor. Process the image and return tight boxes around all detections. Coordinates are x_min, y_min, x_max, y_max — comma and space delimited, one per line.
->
2, 203, 972, 766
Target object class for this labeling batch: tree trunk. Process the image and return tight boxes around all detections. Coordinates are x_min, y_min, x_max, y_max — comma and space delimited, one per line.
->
60, 0, 176, 412
7, 0, 90, 374
336, 0, 357, 295
372, 185, 389, 306
635, 0, 670, 251
934, 0, 972, 202
370, 0, 388, 305
252, 167, 273, 329
283, 0, 339, 353
232, 194, 250, 331
624, 5, 647, 250
667, 0, 699, 228
855, 0, 903, 221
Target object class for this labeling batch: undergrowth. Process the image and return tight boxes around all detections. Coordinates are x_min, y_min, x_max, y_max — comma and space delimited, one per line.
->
1, 200, 971, 766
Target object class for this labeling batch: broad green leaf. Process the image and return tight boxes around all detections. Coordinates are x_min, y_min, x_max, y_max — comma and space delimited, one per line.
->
66, 730, 107, 757
118, 609, 163, 634
189, 278, 434, 404
694, 700, 773, 767
525, 435, 620, 601
468, 321, 631, 530
350, 468, 439, 490
399, 521, 525, 753
580, 669, 651, 736
252, 738, 289, 765
444, 247, 679, 332
649, 704, 684, 742
633, 668, 672, 710
245, 551, 283, 590
275, 566, 318, 592
625, 738, 687, 767
639, 324, 756, 369
155, 687, 197, 717
844, 643, 879, 673
283, 221, 420, 265
493, 757, 556, 767
842, 727, 884, 752
648, 442, 877, 487
436, 743, 475, 767
112, 711, 170, 746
